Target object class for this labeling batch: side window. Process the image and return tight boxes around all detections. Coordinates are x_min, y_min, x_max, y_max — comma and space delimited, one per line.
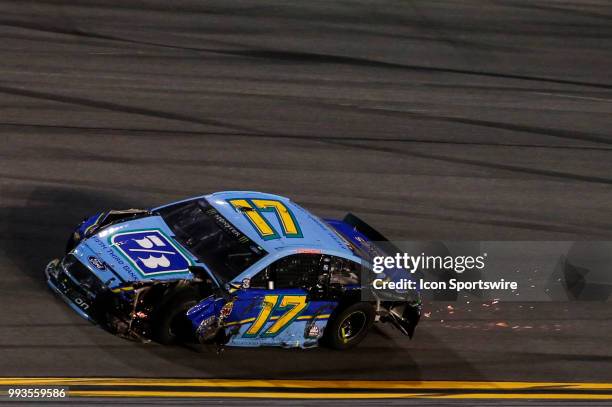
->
249, 267, 270, 289
250, 254, 326, 289
330, 257, 361, 286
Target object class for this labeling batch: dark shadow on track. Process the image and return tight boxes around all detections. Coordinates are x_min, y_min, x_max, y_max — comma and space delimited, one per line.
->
0, 186, 134, 285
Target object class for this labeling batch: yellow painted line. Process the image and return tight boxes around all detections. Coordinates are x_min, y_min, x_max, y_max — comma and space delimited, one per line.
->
0, 378, 611, 391
70, 391, 429, 399
67, 390, 612, 399
433, 393, 612, 400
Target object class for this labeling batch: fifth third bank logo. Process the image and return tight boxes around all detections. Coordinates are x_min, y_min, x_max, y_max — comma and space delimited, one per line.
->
111, 229, 192, 276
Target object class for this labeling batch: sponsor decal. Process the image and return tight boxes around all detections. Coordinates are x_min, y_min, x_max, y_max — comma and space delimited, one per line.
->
88, 256, 105, 271
220, 302, 234, 319
306, 324, 320, 338
109, 229, 193, 276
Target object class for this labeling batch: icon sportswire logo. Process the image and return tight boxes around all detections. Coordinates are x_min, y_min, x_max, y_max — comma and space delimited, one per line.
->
109, 229, 193, 276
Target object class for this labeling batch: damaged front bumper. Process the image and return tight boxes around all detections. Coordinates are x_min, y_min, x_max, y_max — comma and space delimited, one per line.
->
45, 258, 98, 323
44, 257, 152, 341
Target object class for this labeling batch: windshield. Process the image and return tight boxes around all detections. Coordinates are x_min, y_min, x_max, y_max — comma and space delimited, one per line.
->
154, 198, 267, 283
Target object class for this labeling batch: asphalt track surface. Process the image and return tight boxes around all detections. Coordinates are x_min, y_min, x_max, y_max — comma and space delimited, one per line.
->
0, 0, 611, 404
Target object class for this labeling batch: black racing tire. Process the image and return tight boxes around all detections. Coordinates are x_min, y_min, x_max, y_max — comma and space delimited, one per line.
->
152, 290, 199, 345
324, 302, 375, 350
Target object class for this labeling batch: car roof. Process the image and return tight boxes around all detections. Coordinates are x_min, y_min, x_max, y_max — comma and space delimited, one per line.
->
204, 191, 354, 257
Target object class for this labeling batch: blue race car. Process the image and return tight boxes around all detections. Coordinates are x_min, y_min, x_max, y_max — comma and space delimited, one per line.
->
45, 191, 420, 349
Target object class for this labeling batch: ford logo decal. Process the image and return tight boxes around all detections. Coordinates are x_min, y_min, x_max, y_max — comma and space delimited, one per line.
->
88, 256, 106, 270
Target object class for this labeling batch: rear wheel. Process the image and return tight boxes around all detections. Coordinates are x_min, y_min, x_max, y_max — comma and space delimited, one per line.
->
152, 290, 198, 345
325, 302, 374, 350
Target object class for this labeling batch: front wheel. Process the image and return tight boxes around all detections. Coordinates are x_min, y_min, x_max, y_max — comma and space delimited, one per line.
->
324, 302, 374, 350
152, 291, 199, 345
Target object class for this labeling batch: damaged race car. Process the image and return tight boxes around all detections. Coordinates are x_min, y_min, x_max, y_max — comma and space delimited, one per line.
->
45, 191, 420, 349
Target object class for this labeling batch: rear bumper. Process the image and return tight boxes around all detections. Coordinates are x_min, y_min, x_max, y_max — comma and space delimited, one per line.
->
44, 259, 97, 323
378, 301, 421, 338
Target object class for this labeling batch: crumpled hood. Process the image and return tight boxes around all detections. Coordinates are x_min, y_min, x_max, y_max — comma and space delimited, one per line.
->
72, 215, 198, 288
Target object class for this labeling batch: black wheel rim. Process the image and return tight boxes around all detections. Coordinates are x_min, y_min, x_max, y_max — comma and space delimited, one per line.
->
338, 311, 367, 343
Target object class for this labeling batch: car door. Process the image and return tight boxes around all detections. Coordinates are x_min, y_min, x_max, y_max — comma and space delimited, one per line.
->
223, 253, 338, 348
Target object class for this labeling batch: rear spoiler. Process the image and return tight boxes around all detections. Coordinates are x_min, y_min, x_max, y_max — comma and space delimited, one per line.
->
343, 214, 421, 338
342, 213, 402, 256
